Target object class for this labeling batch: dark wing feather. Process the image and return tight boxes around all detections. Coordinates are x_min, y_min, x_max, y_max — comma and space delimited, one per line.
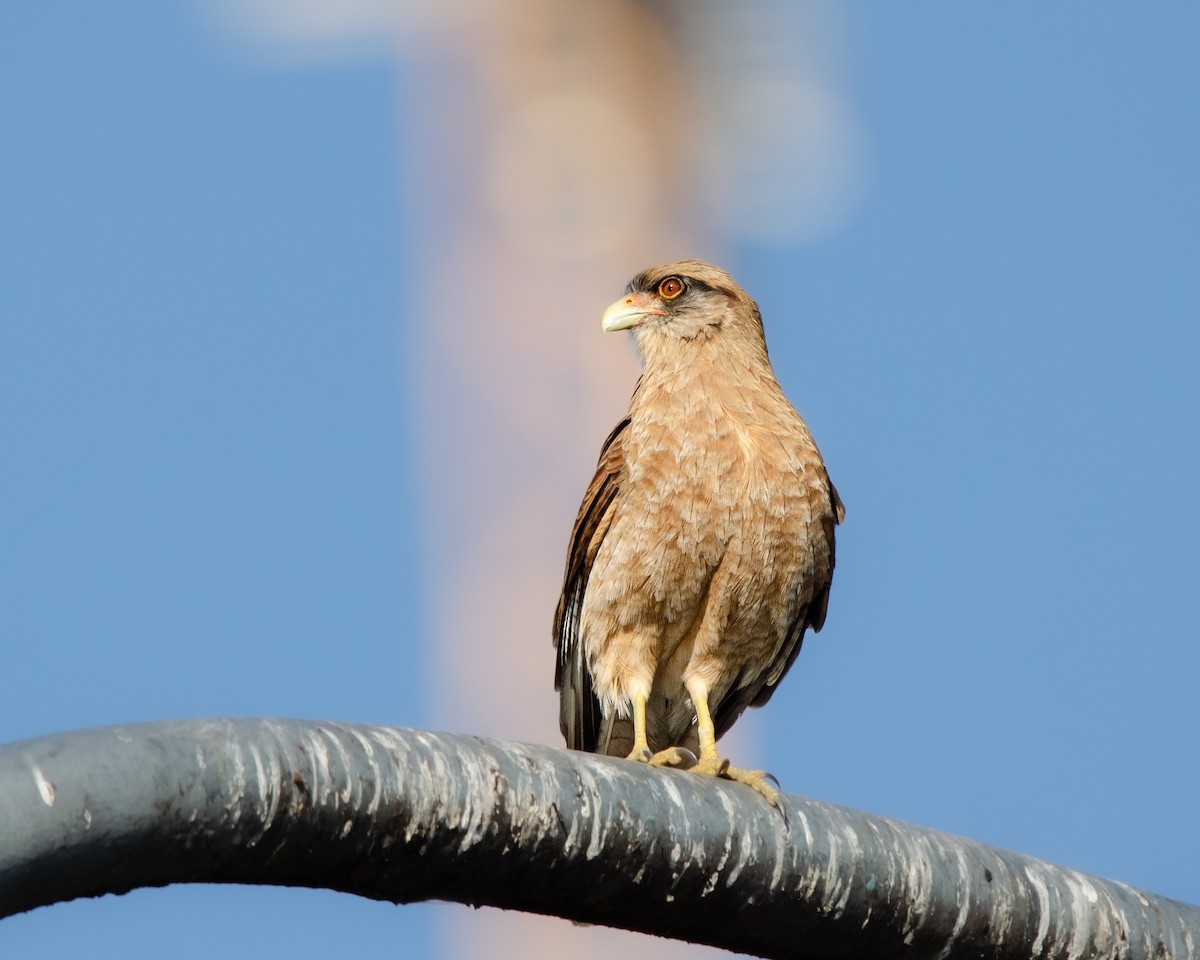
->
553, 416, 629, 752
713, 474, 844, 739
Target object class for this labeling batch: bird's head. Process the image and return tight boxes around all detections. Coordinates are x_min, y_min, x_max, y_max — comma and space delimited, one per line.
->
601, 260, 766, 356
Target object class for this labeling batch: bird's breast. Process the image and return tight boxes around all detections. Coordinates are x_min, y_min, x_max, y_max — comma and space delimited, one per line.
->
613, 394, 811, 609
588, 358, 828, 614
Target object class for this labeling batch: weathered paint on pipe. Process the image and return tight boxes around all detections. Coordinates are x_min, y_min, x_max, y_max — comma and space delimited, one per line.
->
0, 720, 1195, 959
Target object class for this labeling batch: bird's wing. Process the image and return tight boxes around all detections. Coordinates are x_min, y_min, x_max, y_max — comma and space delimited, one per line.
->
553, 416, 630, 752
714, 472, 845, 739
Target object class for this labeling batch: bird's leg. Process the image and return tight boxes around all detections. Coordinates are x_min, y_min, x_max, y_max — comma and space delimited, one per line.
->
686, 678, 782, 809
625, 690, 695, 767
625, 691, 652, 762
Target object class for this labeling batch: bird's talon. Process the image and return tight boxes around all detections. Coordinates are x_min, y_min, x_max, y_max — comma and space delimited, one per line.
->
775, 796, 790, 828
626, 747, 653, 763
648, 746, 694, 768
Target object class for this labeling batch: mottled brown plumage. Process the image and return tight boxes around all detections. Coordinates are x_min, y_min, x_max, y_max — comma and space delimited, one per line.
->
553, 260, 843, 804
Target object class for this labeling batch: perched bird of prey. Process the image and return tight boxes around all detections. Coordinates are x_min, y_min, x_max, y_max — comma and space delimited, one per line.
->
553, 260, 843, 806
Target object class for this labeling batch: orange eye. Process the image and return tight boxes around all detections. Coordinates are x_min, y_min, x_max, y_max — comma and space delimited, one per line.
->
658, 276, 685, 300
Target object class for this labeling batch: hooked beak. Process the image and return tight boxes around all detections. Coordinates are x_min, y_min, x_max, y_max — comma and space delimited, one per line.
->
601, 292, 667, 332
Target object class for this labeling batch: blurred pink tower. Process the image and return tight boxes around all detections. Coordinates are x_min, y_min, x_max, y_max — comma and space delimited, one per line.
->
206, 1, 862, 955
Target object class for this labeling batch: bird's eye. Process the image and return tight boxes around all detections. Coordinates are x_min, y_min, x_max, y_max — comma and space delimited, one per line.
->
658, 276, 685, 300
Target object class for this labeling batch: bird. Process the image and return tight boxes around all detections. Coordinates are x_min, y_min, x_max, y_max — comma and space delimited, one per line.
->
553, 259, 844, 807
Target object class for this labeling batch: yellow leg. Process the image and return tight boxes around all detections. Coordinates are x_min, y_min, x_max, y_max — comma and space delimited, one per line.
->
691, 684, 720, 766
686, 679, 783, 811
625, 691, 695, 768
625, 691, 651, 761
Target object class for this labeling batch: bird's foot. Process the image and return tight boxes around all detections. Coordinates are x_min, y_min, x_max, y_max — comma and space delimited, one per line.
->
692, 755, 785, 816
626, 745, 696, 768
648, 746, 696, 768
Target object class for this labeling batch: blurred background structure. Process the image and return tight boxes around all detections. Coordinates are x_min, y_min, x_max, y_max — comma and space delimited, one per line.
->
2, 2, 1198, 958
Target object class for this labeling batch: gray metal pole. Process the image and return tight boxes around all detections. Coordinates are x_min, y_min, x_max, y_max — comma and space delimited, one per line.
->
0, 719, 1195, 959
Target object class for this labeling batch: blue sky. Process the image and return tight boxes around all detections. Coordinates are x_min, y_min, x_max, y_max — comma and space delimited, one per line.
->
2, 3, 1198, 957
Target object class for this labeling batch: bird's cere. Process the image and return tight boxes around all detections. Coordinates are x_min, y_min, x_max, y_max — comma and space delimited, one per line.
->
600, 293, 666, 332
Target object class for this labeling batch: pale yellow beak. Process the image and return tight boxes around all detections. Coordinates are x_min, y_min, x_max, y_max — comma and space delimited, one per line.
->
601, 292, 667, 332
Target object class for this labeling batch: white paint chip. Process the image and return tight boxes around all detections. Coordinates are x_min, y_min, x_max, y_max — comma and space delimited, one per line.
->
33, 767, 55, 806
